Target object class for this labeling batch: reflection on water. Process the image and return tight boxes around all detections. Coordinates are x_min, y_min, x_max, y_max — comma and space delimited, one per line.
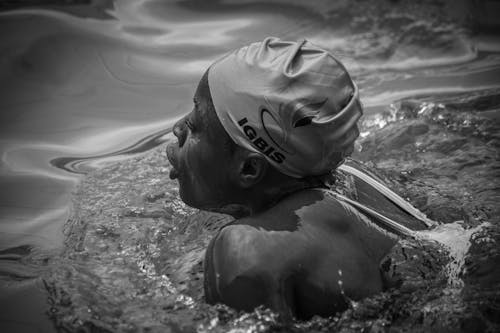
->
51, 125, 172, 173
0, 0, 499, 332
1, 0, 499, 252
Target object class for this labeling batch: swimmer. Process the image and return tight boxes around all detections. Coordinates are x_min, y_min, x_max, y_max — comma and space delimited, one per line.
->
166, 37, 400, 320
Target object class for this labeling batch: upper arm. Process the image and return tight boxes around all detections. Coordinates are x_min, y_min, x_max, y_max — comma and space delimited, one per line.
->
204, 225, 269, 311
203, 225, 294, 317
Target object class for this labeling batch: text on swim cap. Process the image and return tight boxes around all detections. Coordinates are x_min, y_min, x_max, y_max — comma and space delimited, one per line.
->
237, 118, 285, 164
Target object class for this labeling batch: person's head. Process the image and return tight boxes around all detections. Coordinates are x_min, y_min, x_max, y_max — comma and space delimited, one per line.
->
166, 37, 362, 217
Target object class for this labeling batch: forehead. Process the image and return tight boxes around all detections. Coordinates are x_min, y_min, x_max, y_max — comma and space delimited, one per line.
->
192, 75, 211, 127
193, 71, 225, 139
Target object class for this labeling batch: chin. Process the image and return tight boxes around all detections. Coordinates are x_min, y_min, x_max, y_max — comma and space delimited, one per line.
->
178, 183, 210, 210
178, 187, 200, 208
178, 187, 238, 215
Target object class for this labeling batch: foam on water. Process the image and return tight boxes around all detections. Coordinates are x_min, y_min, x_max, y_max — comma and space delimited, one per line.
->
419, 221, 491, 287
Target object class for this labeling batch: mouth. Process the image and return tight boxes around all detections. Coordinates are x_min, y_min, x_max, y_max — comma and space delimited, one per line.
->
169, 167, 179, 180
166, 144, 179, 180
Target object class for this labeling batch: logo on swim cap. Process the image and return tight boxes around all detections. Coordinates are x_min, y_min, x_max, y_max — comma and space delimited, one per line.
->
237, 117, 286, 164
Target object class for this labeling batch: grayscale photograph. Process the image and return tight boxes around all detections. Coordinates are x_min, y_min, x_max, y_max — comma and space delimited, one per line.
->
0, 0, 499, 332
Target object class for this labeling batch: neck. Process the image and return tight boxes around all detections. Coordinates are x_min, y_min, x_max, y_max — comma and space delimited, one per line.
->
222, 171, 326, 218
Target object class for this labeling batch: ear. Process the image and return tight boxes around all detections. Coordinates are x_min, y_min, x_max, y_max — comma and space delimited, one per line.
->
235, 152, 268, 188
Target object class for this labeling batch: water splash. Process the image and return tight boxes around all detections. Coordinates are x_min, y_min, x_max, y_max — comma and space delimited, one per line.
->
419, 221, 491, 288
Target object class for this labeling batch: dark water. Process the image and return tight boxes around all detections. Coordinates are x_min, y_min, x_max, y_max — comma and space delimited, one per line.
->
0, 0, 499, 332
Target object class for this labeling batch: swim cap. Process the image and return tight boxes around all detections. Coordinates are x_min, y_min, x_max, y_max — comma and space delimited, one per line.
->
208, 37, 362, 178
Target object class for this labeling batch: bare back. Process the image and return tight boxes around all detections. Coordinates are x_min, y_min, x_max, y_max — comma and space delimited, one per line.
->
204, 188, 398, 319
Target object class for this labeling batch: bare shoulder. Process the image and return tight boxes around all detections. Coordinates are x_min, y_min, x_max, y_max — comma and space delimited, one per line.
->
211, 224, 265, 268
205, 224, 267, 286
204, 224, 275, 309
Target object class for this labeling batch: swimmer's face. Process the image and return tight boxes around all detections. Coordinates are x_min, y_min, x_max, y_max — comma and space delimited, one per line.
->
166, 71, 239, 210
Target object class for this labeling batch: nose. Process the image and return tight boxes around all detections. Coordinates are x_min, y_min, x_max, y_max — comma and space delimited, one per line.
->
172, 117, 187, 147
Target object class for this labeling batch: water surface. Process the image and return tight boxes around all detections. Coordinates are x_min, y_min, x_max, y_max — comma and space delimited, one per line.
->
0, 0, 499, 332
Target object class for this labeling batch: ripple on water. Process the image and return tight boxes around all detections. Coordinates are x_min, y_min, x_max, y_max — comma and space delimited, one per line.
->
1, 0, 499, 332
